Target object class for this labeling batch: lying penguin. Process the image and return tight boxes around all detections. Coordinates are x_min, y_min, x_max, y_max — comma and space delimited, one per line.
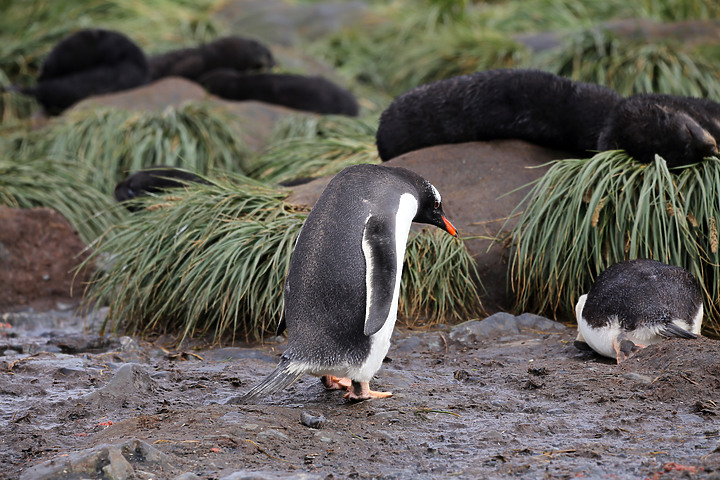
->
239, 164, 457, 402
575, 259, 703, 363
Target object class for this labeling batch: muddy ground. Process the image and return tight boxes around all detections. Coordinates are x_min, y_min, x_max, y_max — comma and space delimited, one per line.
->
1, 308, 719, 480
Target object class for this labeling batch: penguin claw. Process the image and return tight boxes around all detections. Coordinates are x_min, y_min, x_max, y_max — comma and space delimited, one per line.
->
321, 375, 352, 390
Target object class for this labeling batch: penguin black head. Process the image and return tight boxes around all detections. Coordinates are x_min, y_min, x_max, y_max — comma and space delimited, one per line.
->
392, 167, 457, 237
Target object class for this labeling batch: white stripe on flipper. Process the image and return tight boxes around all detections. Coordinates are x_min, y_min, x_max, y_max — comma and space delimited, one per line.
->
362, 213, 373, 327
354, 193, 418, 382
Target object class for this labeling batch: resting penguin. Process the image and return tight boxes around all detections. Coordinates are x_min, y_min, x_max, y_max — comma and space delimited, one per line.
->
114, 165, 208, 212
575, 259, 703, 364
239, 164, 457, 402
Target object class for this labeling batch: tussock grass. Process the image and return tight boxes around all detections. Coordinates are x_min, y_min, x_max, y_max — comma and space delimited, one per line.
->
0, 154, 125, 243
21, 103, 251, 192
250, 115, 379, 185
313, 9, 526, 97
538, 29, 720, 98
509, 151, 720, 336
402, 228, 485, 325
634, 0, 720, 20
83, 175, 482, 342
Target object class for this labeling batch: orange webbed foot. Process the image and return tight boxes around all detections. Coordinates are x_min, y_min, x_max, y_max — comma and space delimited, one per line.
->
343, 381, 393, 402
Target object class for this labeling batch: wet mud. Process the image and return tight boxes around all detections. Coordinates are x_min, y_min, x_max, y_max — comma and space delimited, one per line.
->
1, 310, 719, 479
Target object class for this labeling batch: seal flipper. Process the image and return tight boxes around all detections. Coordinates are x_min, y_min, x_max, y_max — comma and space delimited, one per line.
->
362, 214, 397, 336
658, 322, 698, 339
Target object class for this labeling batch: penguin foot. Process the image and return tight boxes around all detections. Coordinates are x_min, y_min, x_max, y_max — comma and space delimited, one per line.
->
321, 375, 352, 390
613, 336, 646, 364
343, 380, 393, 402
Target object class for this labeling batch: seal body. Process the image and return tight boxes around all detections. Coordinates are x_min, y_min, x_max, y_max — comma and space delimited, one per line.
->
26, 29, 149, 115
376, 68, 621, 160
148, 36, 275, 81
239, 164, 457, 402
114, 165, 207, 211
598, 94, 718, 168
575, 259, 703, 363
199, 70, 359, 116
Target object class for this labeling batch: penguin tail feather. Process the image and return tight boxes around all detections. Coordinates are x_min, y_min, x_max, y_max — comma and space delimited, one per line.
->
233, 358, 303, 404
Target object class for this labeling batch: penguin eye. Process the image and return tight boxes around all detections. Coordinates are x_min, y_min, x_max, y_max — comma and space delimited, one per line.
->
434, 201, 440, 209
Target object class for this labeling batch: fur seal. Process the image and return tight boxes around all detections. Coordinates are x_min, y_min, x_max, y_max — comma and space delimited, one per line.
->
598, 94, 718, 168
19, 29, 149, 115
375, 68, 621, 161
199, 69, 359, 116
239, 164, 457, 402
148, 36, 275, 81
114, 165, 207, 212
575, 259, 703, 363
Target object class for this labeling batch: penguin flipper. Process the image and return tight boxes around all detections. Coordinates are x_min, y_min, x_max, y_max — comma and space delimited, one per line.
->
230, 358, 303, 404
658, 322, 698, 339
362, 215, 397, 336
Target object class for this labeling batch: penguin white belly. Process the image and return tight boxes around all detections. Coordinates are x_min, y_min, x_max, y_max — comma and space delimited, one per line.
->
577, 314, 622, 359
350, 193, 417, 382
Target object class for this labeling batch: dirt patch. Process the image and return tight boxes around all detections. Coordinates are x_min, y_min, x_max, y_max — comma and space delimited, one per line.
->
2, 311, 719, 479
0, 207, 92, 312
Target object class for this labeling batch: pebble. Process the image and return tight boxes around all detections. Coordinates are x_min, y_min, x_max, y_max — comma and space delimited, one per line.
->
300, 411, 327, 429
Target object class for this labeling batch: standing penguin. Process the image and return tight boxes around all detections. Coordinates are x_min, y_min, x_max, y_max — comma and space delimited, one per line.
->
575, 259, 703, 364
239, 164, 457, 402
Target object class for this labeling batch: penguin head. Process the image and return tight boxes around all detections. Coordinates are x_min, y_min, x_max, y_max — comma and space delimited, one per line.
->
412, 177, 457, 237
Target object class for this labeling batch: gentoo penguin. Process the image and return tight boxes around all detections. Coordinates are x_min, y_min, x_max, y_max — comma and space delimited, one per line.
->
597, 94, 718, 168
114, 165, 207, 212
375, 68, 621, 161
239, 164, 457, 402
575, 259, 703, 363
198, 70, 360, 116
17, 29, 149, 115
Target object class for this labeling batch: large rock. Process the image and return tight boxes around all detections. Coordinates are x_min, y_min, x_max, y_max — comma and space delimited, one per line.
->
0, 207, 92, 312
71, 77, 208, 112
285, 140, 573, 311
70, 77, 314, 152
19, 439, 174, 480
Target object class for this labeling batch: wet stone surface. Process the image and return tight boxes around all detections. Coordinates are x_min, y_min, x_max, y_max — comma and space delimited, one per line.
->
2, 309, 720, 479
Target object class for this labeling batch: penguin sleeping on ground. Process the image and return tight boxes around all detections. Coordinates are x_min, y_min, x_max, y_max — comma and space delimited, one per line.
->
238, 164, 457, 402
114, 165, 207, 212
575, 259, 703, 364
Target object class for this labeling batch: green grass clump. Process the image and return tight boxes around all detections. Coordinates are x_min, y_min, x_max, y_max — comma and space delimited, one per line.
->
402, 228, 484, 325
509, 151, 720, 336
0, 154, 125, 243
250, 115, 379, 185
83, 175, 482, 342
18, 102, 252, 193
538, 29, 720, 98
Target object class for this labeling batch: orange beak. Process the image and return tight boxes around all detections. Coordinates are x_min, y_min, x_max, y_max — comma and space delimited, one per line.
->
442, 216, 458, 237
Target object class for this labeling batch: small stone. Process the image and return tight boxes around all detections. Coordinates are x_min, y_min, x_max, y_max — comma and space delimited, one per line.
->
300, 411, 327, 429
